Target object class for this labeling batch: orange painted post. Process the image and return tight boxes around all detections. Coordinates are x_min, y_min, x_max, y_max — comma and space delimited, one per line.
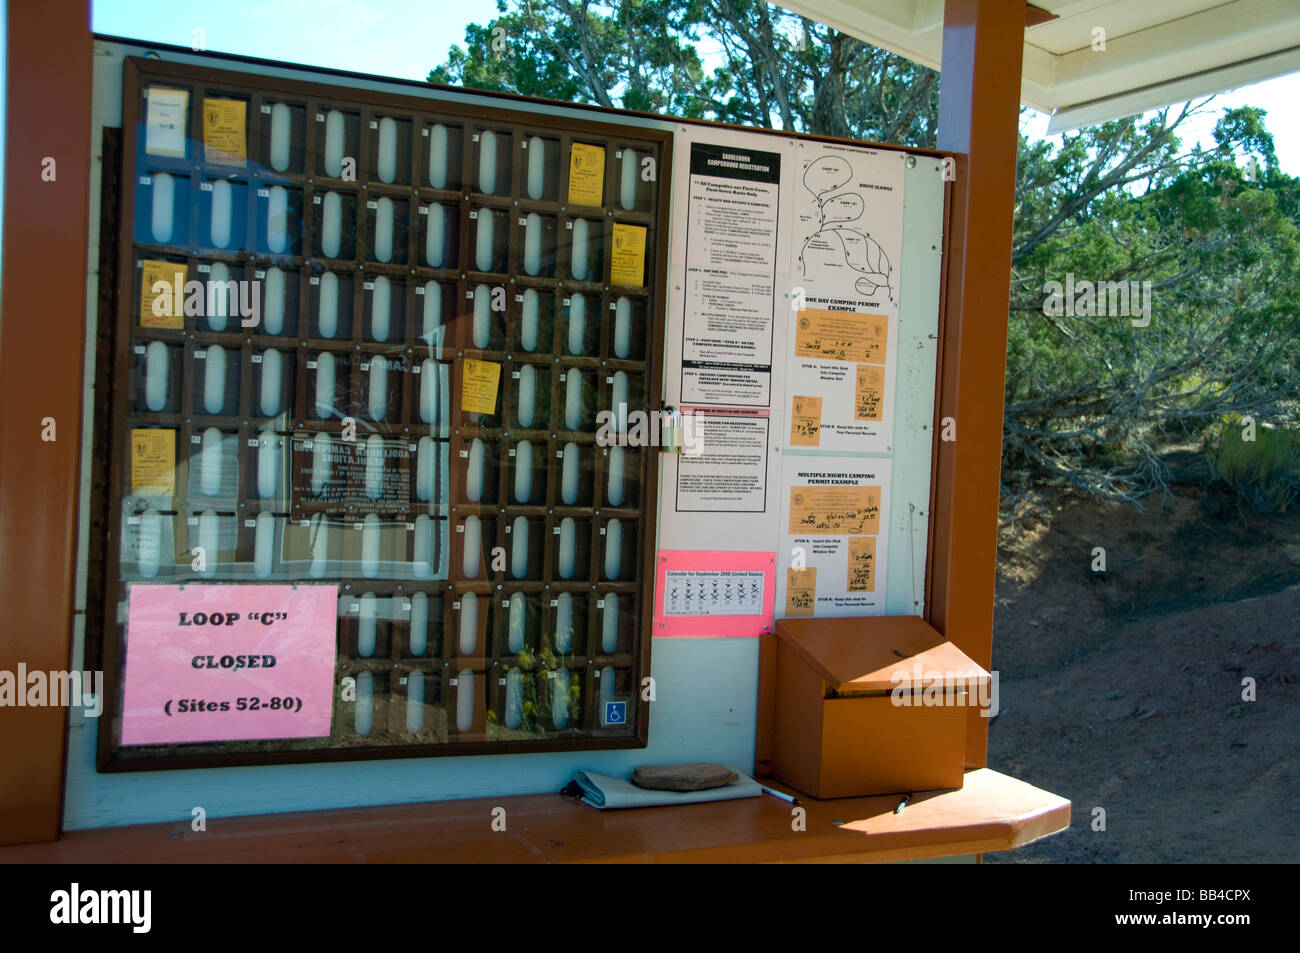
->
0, 0, 93, 844
929, 0, 1027, 767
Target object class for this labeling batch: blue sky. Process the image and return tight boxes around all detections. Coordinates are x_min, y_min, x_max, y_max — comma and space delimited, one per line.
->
85, 0, 1300, 175
2, 0, 1298, 272
1022, 83, 1300, 177
93, 0, 505, 82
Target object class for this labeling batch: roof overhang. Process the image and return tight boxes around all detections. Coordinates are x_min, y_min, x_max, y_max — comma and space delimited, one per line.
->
775, 0, 1300, 132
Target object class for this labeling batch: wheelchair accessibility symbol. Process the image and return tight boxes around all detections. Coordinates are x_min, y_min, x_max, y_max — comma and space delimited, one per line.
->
603, 700, 627, 726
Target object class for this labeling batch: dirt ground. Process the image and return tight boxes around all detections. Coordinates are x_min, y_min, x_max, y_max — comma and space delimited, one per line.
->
983, 477, 1300, 863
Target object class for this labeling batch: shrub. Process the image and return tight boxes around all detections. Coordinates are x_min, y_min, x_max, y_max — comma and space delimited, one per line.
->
1210, 422, 1300, 513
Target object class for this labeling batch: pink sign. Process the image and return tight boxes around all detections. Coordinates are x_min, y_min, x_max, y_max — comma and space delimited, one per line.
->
121, 584, 339, 745
653, 550, 776, 638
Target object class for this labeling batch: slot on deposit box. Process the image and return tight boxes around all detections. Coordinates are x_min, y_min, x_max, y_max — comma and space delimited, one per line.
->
769, 616, 990, 799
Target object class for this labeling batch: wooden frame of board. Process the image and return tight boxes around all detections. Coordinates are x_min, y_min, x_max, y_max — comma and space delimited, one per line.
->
94, 57, 672, 771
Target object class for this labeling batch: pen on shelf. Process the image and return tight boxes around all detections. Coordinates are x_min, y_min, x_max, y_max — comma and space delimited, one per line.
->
760, 786, 799, 806
894, 793, 911, 814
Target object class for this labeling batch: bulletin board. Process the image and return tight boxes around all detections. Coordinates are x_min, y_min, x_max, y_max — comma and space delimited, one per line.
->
97, 57, 670, 769
68, 38, 945, 821
656, 126, 944, 635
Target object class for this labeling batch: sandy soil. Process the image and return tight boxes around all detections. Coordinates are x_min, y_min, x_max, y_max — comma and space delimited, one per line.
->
984, 482, 1300, 863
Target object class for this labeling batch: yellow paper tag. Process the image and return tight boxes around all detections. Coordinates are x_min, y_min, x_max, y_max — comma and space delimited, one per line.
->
794, 308, 887, 364
131, 428, 176, 498
847, 537, 877, 592
788, 485, 881, 536
203, 98, 247, 164
785, 568, 817, 617
790, 395, 822, 447
140, 260, 187, 329
461, 359, 501, 415
855, 364, 885, 421
610, 223, 647, 287
567, 142, 606, 206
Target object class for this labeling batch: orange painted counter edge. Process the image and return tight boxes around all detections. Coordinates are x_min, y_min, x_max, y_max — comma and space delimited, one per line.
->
0, 768, 1068, 864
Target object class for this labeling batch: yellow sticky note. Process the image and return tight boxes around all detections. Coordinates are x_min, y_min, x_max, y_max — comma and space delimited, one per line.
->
131, 429, 176, 498
790, 395, 822, 447
610, 223, 647, 287
794, 308, 887, 364
788, 485, 881, 536
461, 359, 501, 415
203, 98, 247, 164
847, 537, 877, 592
140, 260, 187, 329
855, 364, 885, 421
568, 142, 606, 206
785, 568, 817, 617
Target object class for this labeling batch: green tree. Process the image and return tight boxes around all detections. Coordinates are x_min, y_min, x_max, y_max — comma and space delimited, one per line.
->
428, 0, 939, 141
1005, 105, 1300, 504
432, 1, 1300, 508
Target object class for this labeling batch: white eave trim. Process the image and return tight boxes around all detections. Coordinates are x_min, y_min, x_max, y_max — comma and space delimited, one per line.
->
776, 0, 1300, 130
1045, 44, 1300, 133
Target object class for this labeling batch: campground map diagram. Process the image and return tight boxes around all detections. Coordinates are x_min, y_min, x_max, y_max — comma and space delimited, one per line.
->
785, 143, 905, 455
795, 151, 899, 305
